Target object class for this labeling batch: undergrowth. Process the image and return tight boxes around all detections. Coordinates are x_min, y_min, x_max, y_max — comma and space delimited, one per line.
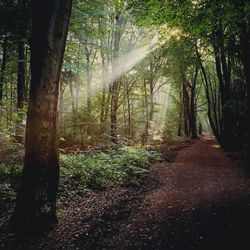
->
59, 147, 160, 197
0, 140, 161, 199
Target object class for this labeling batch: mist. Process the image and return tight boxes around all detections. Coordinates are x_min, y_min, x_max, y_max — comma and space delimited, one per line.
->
105, 44, 154, 84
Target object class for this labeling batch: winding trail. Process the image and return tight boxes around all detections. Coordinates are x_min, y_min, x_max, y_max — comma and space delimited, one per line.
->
104, 136, 250, 249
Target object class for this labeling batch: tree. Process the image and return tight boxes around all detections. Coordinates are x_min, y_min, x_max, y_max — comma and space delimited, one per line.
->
164, 36, 199, 139
0, 38, 7, 102
110, 10, 126, 145
130, 0, 249, 151
11, 0, 72, 230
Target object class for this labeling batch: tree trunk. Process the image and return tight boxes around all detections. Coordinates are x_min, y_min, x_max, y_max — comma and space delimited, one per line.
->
86, 57, 93, 137
0, 38, 7, 102
149, 83, 154, 123
110, 13, 122, 146
11, 0, 72, 231
189, 66, 198, 139
24, 45, 30, 102
196, 47, 222, 144
141, 79, 149, 145
177, 85, 183, 137
149, 63, 154, 124
110, 80, 119, 144
86, 58, 92, 114
99, 57, 106, 135
17, 40, 26, 109
181, 72, 190, 137
104, 87, 111, 124
213, 27, 234, 149
16, 40, 26, 142
126, 82, 131, 137
59, 83, 65, 138
183, 88, 189, 137
69, 81, 77, 137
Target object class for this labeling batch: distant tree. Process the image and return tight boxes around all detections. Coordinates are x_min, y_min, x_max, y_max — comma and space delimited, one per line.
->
0, 0, 31, 140
11, 0, 72, 230
130, 0, 249, 151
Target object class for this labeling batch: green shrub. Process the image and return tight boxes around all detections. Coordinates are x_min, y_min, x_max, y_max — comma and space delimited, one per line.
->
0, 164, 22, 177
0, 139, 161, 197
59, 147, 160, 195
0, 139, 24, 166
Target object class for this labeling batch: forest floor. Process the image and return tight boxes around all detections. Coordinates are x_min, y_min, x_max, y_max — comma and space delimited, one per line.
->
1, 135, 250, 250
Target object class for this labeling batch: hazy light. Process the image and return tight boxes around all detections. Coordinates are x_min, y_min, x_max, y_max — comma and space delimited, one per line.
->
104, 44, 155, 85
89, 40, 157, 96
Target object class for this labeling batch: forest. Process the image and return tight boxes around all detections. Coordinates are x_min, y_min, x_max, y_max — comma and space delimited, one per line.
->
0, 0, 249, 249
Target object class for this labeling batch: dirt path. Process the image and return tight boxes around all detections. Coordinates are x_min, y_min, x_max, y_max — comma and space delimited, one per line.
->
1, 136, 250, 250
99, 136, 250, 249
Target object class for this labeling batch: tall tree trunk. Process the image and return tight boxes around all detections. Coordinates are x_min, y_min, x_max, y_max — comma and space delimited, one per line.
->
104, 87, 111, 124
86, 57, 92, 137
181, 71, 190, 137
110, 14, 122, 145
86, 59, 92, 114
148, 61, 155, 124
177, 85, 183, 137
17, 40, 26, 109
141, 79, 149, 145
75, 75, 80, 111
110, 80, 119, 144
9, 75, 14, 129
59, 83, 65, 138
213, 28, 234, 149
69, 81, 77, 137
24, 45, 30, 102
126, 82, 131, 137
98, 20, 108, 136
16, 40, 26, 142
11, 0, 72, 230
149, 79, 154, 123
99, 45, 111, 138
189, 66, 198, 139
100, 87, 106, 135
182, 87, 189, 137
0, 38, 7, 102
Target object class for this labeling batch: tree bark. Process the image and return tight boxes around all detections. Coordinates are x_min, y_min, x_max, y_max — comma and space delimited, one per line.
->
141, 79, 149, 145
110, 13, 122, 145
212, 27, 234, 149
17, 40, 26, 109
86, 55, 93, 137
177, 97, 183, 136
182, 85, 190, 137
16, 40, 26, 142
69, 81, 77, 137
149, 80, 154, 123
100, 55, 106, 135
11, 0, 72, 231
148, 62, 155, 124
126, 82, 131, 136
181, 71, 190, 137
189, 66, 198, 139
110, 80, 119, 144
0, 38, 7, 102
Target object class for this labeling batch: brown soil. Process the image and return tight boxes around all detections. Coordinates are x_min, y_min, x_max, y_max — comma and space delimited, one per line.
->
107, 135, 250, 250
1, 136, 250, 250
